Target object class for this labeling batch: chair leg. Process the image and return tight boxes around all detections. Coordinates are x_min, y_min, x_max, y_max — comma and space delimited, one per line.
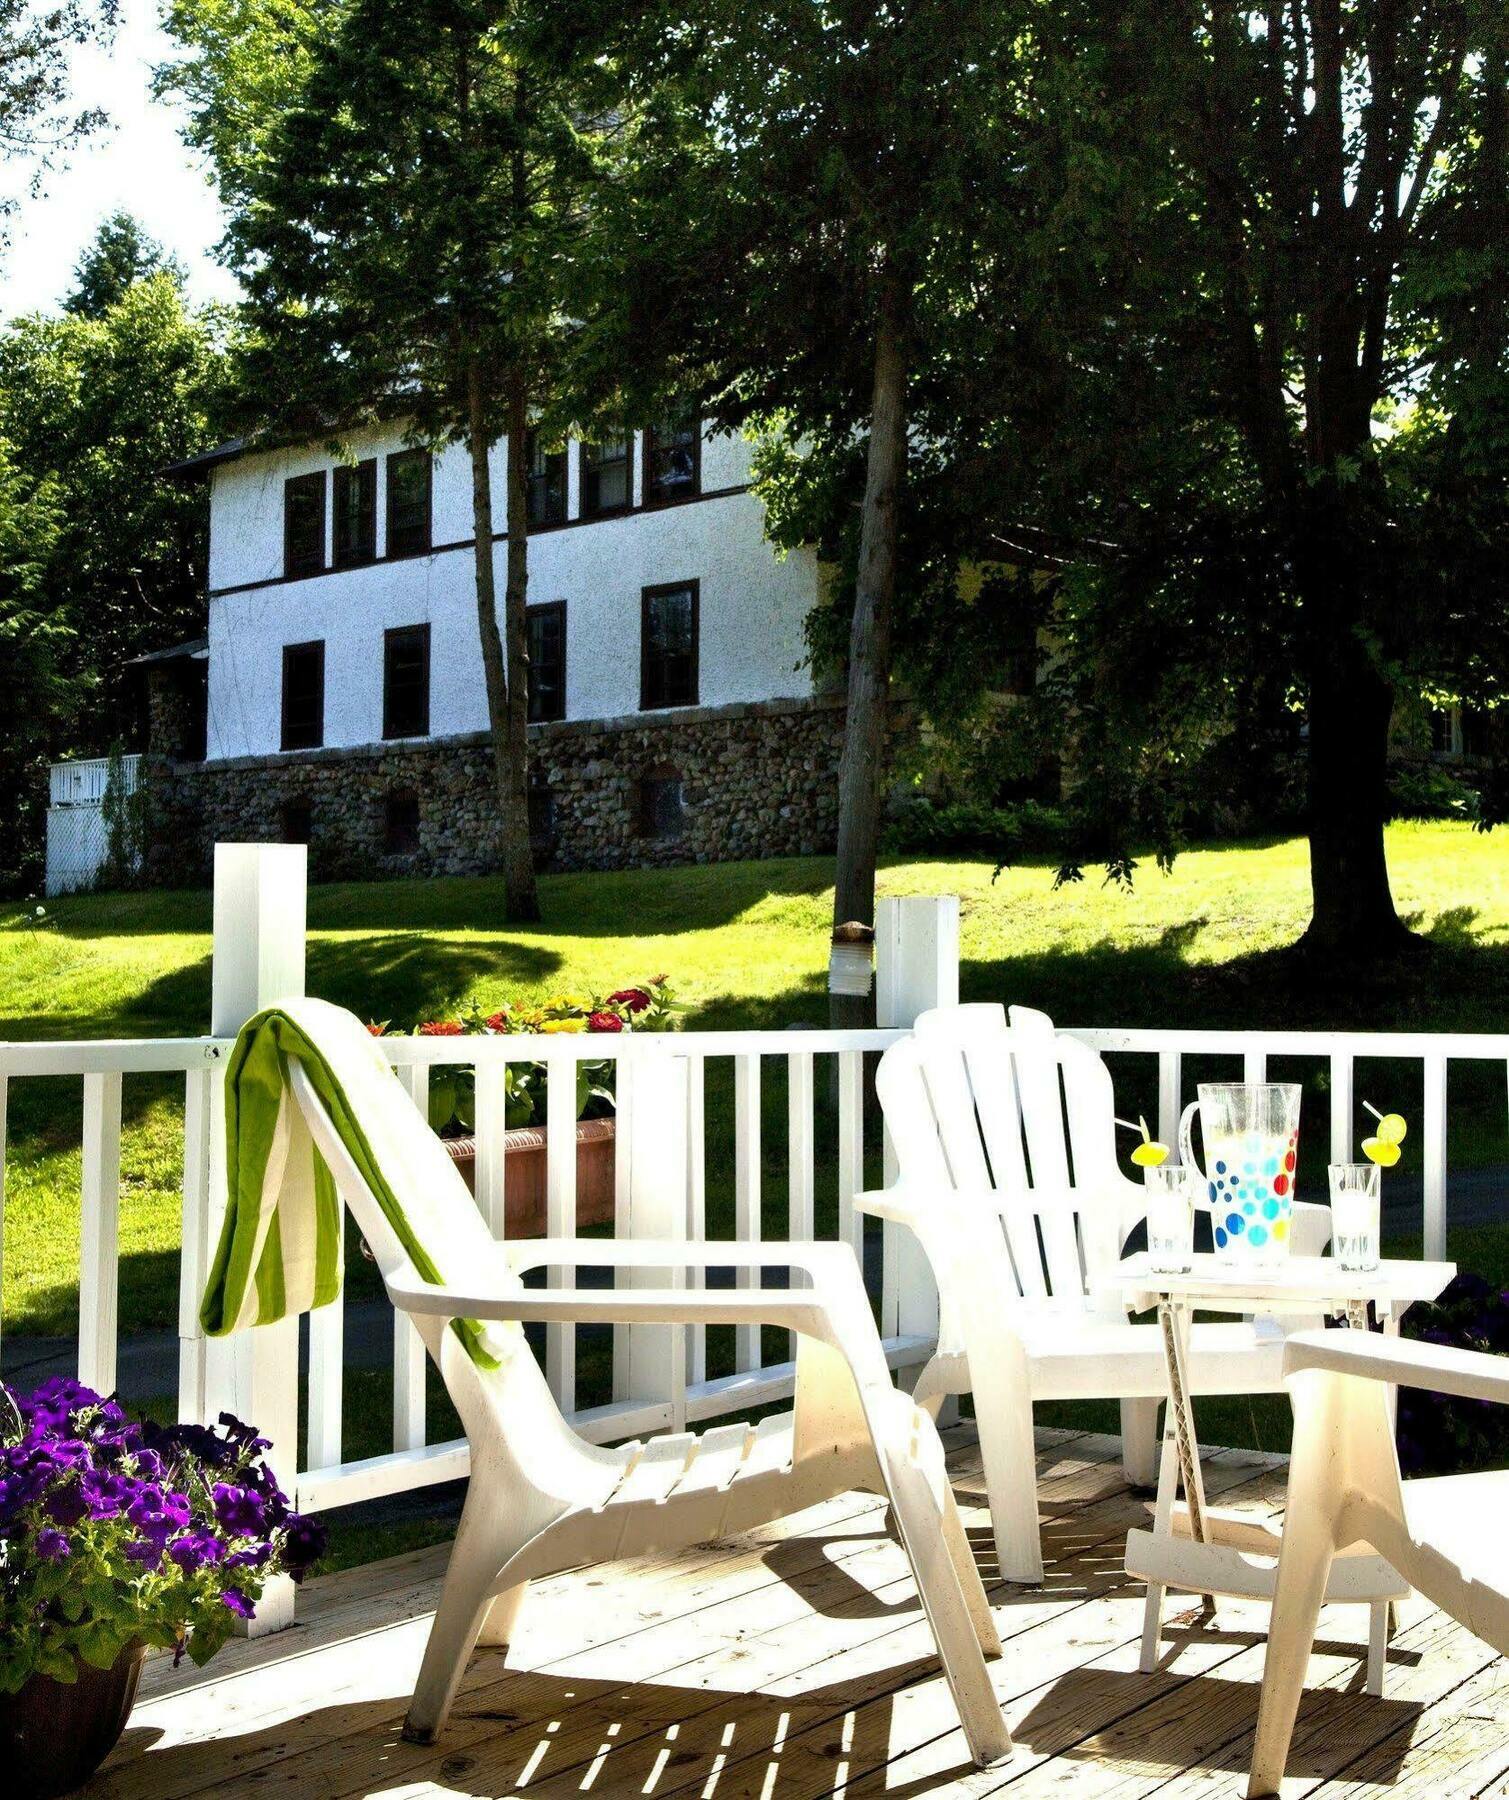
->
1248, 1371, 1347, 1799
977, 1385, 1045, 1586
942, 1485, 1003, 1658
404, 1500, 521, 1744
1365, 1599, 1389, 1698
883, 1450, 1014, 1769
1120, 1397, 1161, 1488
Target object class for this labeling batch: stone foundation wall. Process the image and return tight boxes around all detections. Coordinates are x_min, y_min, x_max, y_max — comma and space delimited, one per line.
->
142, 696, 858, 885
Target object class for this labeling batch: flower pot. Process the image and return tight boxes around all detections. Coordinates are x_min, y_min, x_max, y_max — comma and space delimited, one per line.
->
442, 1117, 617, 1236
0, 1640, 147, 1799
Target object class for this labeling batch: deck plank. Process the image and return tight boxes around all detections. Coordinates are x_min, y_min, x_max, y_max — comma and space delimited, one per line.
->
86, 1429, 1504, 1800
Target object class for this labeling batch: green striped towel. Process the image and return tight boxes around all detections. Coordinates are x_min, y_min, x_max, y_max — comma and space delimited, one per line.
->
200, 996, 502, 1367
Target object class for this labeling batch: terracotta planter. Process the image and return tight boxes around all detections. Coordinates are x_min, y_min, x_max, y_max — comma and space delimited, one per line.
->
0, 1640, 147, 1799
443, 1117, 617, 1236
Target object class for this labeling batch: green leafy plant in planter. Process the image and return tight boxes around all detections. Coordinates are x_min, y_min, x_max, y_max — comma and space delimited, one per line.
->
373, 976, 683, 1135
0, 1378, 324, 1797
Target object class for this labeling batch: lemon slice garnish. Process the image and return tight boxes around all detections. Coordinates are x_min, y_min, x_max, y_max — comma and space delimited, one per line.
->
1376, 1112, 1407, 1145
1131, 1141, 1170, 1168
1362, 1136, 1401, 1167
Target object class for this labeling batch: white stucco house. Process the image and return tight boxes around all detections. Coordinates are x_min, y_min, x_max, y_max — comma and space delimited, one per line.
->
145, 418, 847, 879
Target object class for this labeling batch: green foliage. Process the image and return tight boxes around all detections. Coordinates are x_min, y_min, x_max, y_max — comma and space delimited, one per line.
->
1388, 762, 1483, 824
64, 209, 185, 318
882, 798, 1069, 861
0, 0, 116, 249
99, 745, 147, 890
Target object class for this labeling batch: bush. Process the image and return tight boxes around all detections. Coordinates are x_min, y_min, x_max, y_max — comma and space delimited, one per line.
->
1387, 763, 1481, 822
882, 797, 1070, 859
1396, 1272, 1509, 1476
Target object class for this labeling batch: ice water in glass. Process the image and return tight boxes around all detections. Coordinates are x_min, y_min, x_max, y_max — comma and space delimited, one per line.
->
1145, 1165, 1196, 1274
1329, 1163, 1381, 1272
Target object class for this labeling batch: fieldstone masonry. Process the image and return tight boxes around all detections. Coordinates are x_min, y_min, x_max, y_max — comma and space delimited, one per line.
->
141, 695, 860, 884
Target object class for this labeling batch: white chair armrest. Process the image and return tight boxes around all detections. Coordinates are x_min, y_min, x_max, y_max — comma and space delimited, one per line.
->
854, 1187, 929, 1228
1283, 1328, 1509, 1403
387, 1269, 843, 1337
502, 1236, 861, 1288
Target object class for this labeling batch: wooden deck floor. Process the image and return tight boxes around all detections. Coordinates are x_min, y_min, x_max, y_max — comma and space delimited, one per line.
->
92, 1428, 1509, 1800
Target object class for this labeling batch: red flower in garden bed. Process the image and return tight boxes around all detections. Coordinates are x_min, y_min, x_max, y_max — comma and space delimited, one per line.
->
418, 1020, 465, 1036
587, 1011, 624, 1033
608, 987, 652, 1014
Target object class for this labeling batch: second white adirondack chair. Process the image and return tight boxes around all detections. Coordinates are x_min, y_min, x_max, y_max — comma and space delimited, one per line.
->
284, 1045, 1013, 1769
1249, 1330, 1509, 1796
864, 1003, 1332, 1584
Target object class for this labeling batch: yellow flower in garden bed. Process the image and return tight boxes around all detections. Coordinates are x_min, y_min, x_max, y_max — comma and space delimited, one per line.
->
541, 1017, 588, 1033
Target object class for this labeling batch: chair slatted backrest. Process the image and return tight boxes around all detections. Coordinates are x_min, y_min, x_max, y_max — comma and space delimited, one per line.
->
285, 1041, 613, 1508
897, 1004, 1137, 1304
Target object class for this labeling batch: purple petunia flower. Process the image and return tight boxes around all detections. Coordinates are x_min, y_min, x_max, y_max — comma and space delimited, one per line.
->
124, 1537, 163, 1567
212, 1484, 265, 1536
220, 1587, 255, 1618
168, 1531, 225, 1572
80, 1469, 133, 1520
280, 1513, 327, 1579
46, 1482, 89, 1528
35, 1527, 71, 1562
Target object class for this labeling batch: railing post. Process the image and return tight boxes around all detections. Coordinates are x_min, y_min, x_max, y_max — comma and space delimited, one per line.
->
615, 1042, 689, 1429
876, 895, 959, 1358
202, 842, 308, 1634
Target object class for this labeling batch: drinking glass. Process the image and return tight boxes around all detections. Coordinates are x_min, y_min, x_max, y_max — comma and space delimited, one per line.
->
1329, 1163, 1381, 1272
1145, 1165, 1196, 1274
1179, 1082, 1301, 1264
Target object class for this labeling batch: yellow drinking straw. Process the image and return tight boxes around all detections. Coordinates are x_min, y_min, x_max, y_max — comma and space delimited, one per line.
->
1116, 1113, 1170, 1168
1361, 1100, 1408, 1167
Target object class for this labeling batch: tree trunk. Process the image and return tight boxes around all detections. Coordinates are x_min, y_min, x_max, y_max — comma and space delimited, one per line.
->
466, 354, 540, 922
831, 268, 908, 1028
1302, 628, 1407, 959
500, 371, 541, 920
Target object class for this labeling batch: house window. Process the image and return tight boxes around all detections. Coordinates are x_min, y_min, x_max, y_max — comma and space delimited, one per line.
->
386, 448, 432, 557
281, 641, 325, 751
644, 411, 700, 506
283, 472, 326, 579
581, 432, 632, 517
383, 623, 431, 740
639, 766, 686, 839
525, 430, 567, 527
332, 459, 377, 567
526, 601, 566, 724
384, 789, 421, 855
279, 797, 312, 844
528, 771, 555, 841
641, 580, 698, 710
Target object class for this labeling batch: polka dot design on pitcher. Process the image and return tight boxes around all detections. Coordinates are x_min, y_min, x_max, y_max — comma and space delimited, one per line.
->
1211, 1128, 1299, 1250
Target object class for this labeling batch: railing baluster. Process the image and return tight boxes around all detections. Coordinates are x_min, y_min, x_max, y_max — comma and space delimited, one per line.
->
612, 1049, 634, 1401
473, 1060, 509, 1237
306, 1287, 344, 1471
1243, 1044, 1268, 1084
786, 1051, 815, 1360
1157, 1050, 1183, 1161
177, 1067, 214, 1422
79, 1072, 123, 1394
837, 1049, 864, 1263
734, 1053, 762, 1373
1423, 1051, 1448, 1261
1329, 1048, 1354, 1169
390, 1064, 429, 1451
881, 1118, 900, 1338
684, 1055, 706, 1393
544, 1052, 577, 1413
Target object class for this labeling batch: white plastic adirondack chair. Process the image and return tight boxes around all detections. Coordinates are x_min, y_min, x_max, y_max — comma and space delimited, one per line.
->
863, 1004, 1332, 1585
1249, 1330, 1509, 1796
284, 1051, 1014, 1768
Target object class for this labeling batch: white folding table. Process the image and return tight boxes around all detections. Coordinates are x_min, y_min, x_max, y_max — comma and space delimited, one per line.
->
1100, 1252, 1456, 1693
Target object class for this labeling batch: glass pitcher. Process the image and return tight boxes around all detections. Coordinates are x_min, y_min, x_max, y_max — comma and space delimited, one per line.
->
1178, 1083, 1301, 1264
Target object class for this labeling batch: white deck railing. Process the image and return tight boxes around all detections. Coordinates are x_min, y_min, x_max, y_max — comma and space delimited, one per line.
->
48, 754, 140, 809
3, 845, 1505, 1629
